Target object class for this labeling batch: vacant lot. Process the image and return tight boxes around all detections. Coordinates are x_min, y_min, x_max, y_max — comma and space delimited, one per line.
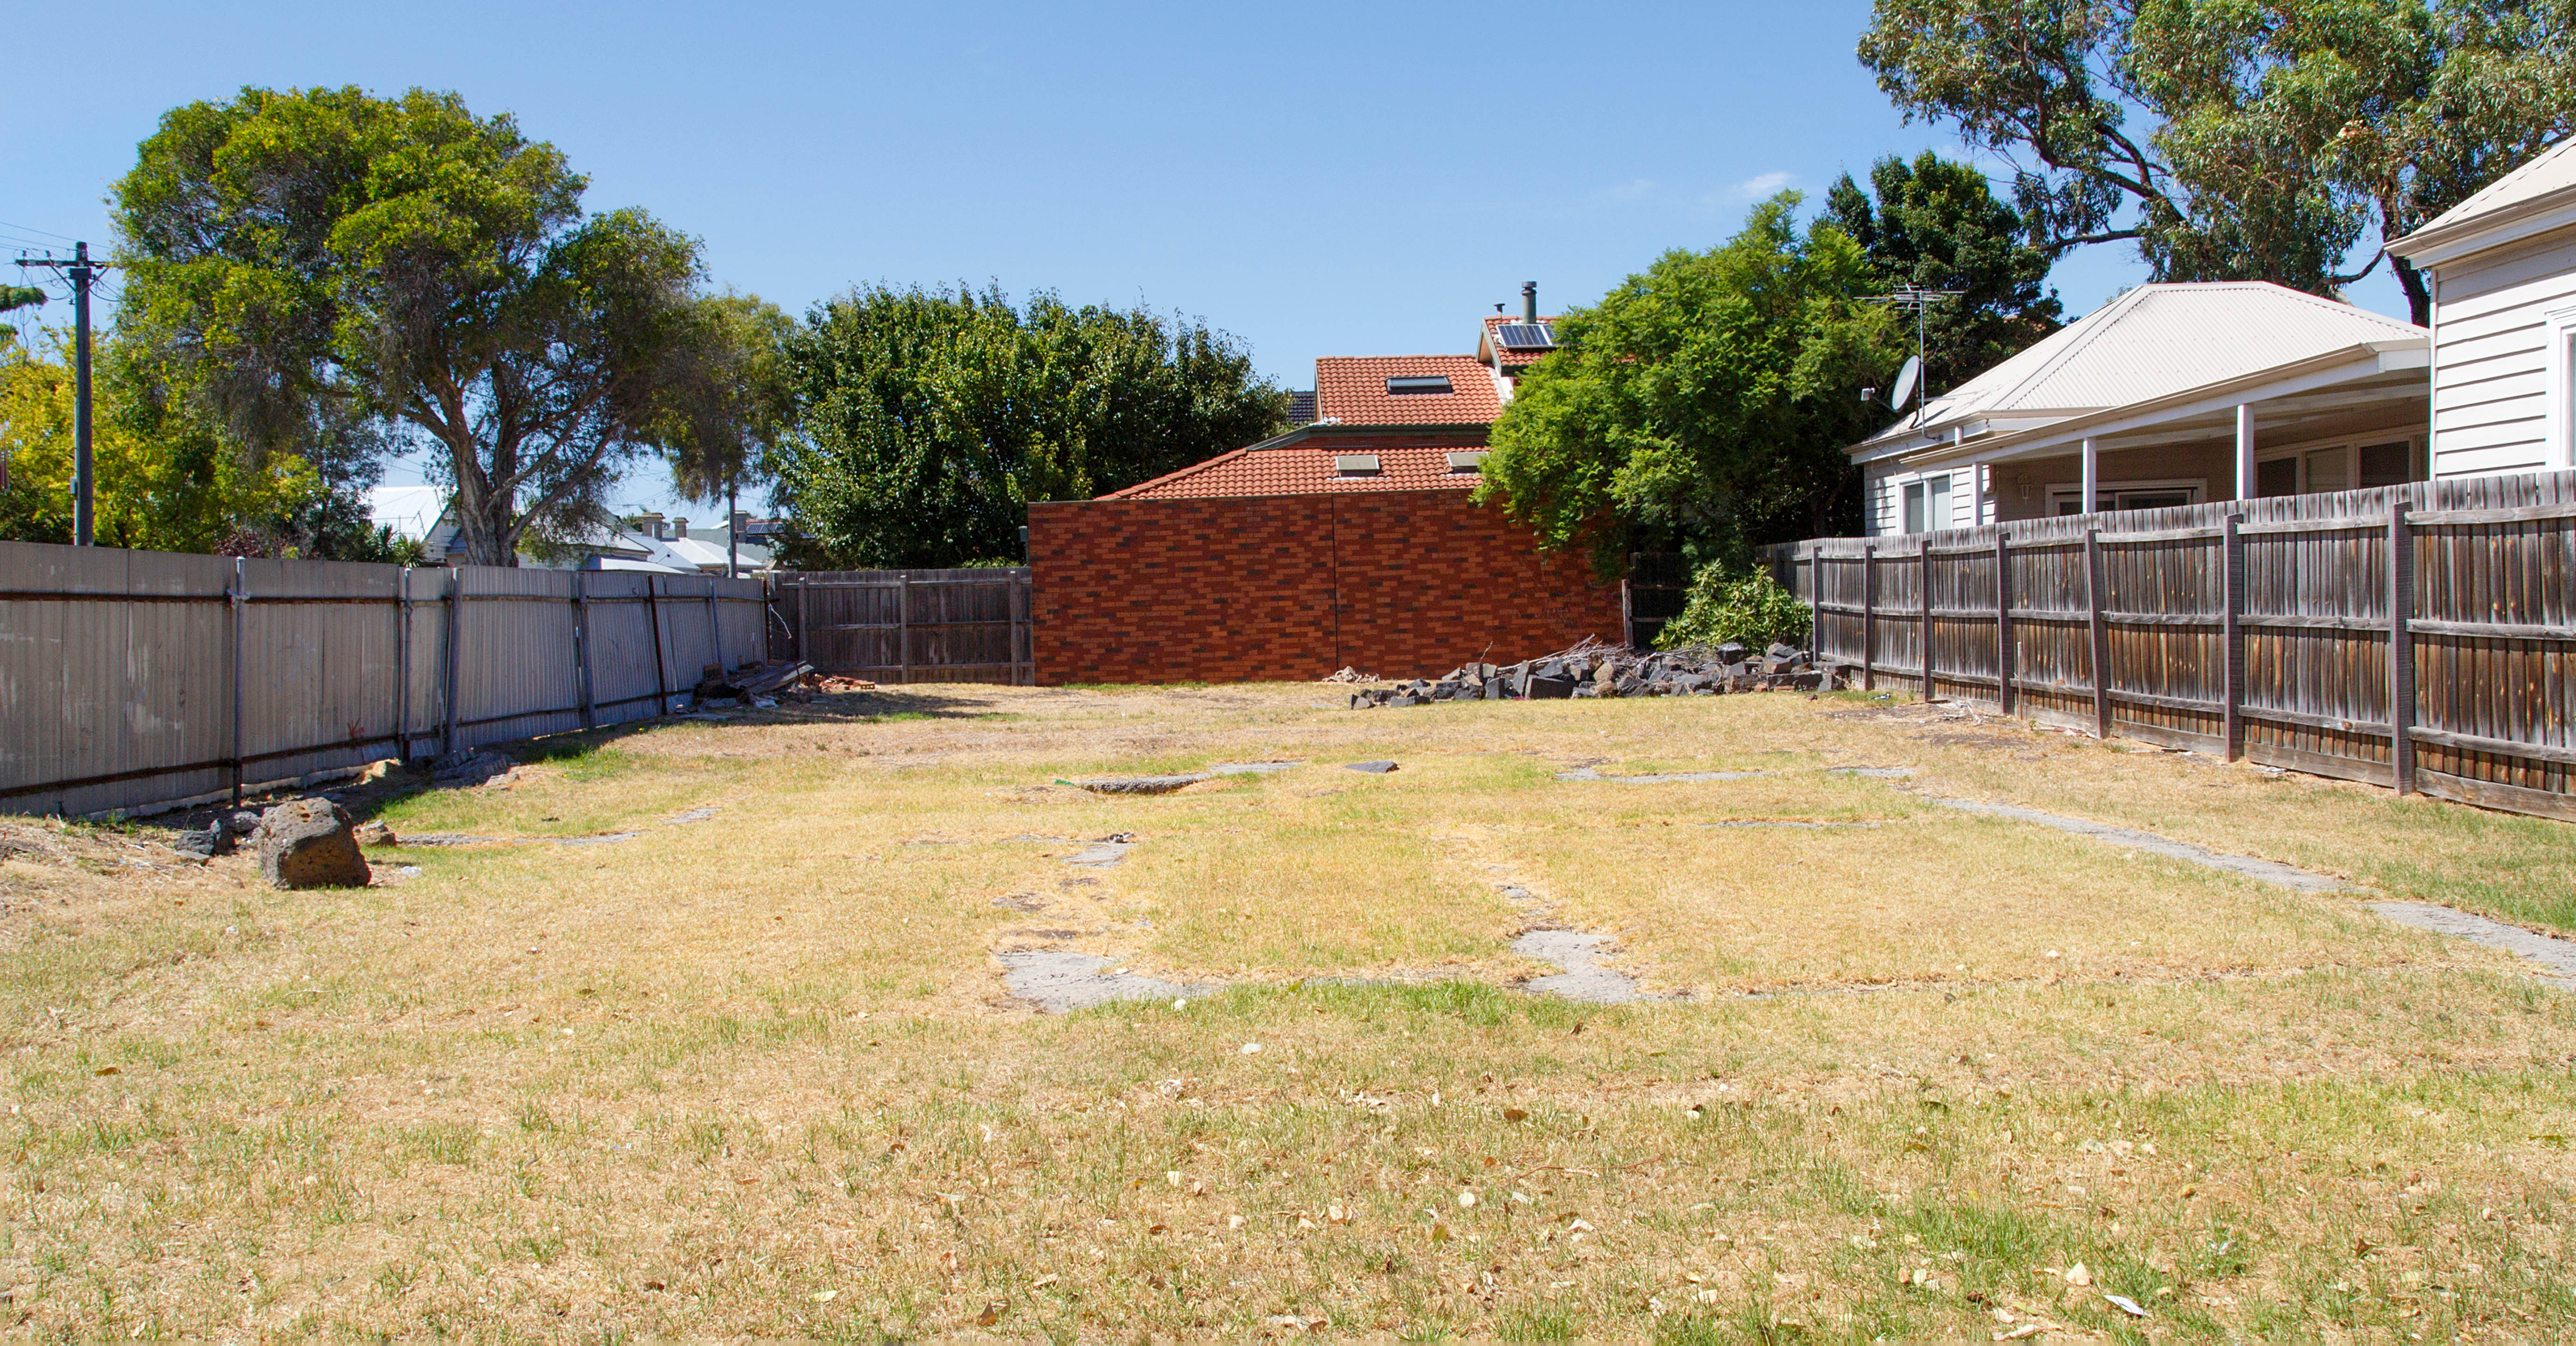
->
6, 683, 2576, 1340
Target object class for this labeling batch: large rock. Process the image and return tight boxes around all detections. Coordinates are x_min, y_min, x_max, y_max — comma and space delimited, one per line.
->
250, 799, 371, 889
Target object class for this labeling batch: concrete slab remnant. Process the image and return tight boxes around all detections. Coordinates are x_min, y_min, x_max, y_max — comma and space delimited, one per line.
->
2368, 902, 2576, 988
1513, 930, 1648, 1004
1931, 797, 2344, 892
1344, 761, 1400, 774
1207, 761, 1303, 776
997, 951, 1221, 1013
1073, 774, 1210, 795
1556, 767, 1774, 784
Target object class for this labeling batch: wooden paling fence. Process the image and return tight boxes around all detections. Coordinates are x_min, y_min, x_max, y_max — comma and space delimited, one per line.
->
1777, 470, 2576, 822
0, 539, 767, 819
786, 568, 1033, 686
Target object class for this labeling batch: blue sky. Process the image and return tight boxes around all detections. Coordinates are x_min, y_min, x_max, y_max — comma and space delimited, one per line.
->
2, 0, 2410, 526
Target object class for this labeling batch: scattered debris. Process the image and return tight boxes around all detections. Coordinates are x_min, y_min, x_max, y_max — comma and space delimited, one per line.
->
1348, 638, 1850, 709
352, 820, 398, 847
1343, 761, 1400, 774
803, 673, 880, 693
2369, 902, 2576, 988
1319, 667, 1379, 685
1062, 835, 1135, 867
2104, 1292, 2150, 1318
428, 750, 517, 789
1066, 774, 1209, 796
699, 660, 813, 703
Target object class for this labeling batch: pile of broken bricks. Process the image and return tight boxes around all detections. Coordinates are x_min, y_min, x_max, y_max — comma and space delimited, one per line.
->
1347, 640, 1844, 709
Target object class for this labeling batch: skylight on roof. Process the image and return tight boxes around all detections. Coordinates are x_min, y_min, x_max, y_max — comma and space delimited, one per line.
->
1385, 375, 1453, 395
1495, 322, 1555, 348
1335, 454, 1382, 476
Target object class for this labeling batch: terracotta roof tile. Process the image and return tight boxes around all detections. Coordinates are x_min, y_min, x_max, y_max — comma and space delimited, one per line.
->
1103, 437, 1490, 501
1315, 355, 1502, 425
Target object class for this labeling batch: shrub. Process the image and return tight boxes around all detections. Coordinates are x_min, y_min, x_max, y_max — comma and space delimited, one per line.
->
1654, 566, 1809, 651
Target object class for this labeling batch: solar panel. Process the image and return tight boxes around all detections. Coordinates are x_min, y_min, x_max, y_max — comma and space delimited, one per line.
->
1496, 323, 1556, 348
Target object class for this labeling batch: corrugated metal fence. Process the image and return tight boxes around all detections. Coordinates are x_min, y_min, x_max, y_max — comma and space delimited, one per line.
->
0, 540, 768, 818
1775, 470, 2576, 822
782, 568, 1033, 685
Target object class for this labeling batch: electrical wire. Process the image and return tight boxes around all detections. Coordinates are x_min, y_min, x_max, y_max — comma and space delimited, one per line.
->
0, 217, 78, 243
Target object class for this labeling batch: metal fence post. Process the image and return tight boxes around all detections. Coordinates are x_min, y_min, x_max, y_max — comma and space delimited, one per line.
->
2390, 488, 2416, 794
1919, 536, 1935, 702
645, 575, 670, 713
229, 558, 246, 806
573, 568, 596, 730
396, 566, 412, 761
1860, 544, 1877, 691
898, 570, 912, 686
796, 575, 811, 668
705, 577, 723, 676
2086, 529, 2111, 740
2222, 514, 2245, 761
441, 568, 463, 758
1995, 531, 2014, 715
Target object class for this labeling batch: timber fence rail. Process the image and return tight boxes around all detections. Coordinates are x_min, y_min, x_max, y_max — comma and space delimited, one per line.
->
784, 568, 1033, 686
0, 540, 767, 819
1773, 469, 2576, 823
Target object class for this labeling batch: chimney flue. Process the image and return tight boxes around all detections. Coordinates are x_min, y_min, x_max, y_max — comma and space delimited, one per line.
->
1521, 281, 1538, 325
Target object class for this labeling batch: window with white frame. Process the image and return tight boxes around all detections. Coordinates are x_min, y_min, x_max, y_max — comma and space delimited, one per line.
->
1901, 472, 1952, 534
2046, 478, 2206, 515
2250, 434, 2425, 497
2553, 308, 2576, 470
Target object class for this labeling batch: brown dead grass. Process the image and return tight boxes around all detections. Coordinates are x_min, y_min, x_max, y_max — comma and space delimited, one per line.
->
4, 683, 2576, 1340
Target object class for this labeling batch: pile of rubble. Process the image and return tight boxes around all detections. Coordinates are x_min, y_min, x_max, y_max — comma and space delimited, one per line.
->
1347, 640, 1843, 709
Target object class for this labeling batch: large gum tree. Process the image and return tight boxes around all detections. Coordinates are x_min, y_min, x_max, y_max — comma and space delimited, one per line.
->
114, 85, 741, 565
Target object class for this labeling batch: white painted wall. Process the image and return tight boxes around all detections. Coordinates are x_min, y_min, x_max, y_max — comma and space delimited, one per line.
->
2429, 224, 2576, 477
1862, 464, 1974, 536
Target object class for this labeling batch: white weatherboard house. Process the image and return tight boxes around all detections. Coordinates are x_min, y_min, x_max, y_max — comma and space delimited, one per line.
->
2389, 136, 2576, 479
1846, 281, 2430, 537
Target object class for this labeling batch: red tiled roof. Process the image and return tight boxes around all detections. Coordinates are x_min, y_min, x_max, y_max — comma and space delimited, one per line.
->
1314, 355, 1502, 425
1102, 435, 1490, 501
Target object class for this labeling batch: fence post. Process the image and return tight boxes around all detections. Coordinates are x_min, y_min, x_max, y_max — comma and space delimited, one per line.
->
705, 577, 723, 676
2222, 514, 2244, 761
229, 558, 247, 806
1995, 531, 2014, 715
644, 575, 671, 713
1860, 544, 1877, 692
441, 568, 463, 758
2389, 489, 2416, 795
1919, 536, 1935, 702
396, 566, 412, 761
898, 570, 912, 686
796, 575, 811, 668
2086, 529, 2111, 740
573, 569, 596, 730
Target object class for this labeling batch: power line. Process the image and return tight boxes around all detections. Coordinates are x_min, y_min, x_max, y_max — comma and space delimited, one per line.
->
0, 217, 78, 243
14, 242, 114, 546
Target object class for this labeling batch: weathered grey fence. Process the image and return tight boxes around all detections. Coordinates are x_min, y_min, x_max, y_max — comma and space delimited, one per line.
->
783, 568, 1033, 685
0, 540, 768, 819
1778, 470, 2576, 822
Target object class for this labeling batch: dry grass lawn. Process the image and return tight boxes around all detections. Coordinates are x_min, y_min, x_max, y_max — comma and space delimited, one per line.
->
6, 683, 2576, 1340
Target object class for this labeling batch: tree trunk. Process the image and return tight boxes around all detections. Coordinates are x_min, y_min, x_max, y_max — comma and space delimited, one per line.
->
2394, 253, 2431, 329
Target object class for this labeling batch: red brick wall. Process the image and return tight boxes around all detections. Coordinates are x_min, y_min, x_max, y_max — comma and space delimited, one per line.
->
1028, 491, 1624, 685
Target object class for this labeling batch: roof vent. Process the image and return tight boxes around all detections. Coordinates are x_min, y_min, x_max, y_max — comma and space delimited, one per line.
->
1446, 451, 1487, 474
1335, 454, 1382, 476
1385, 375, 1452, 395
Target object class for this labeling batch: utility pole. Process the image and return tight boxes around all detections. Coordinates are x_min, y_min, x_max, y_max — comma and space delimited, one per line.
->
726, 481, 740, 580
16, 242, 112, 546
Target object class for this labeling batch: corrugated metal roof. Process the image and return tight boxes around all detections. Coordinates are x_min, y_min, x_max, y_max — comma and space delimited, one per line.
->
2400, 137, 2576, 245
1857, 281, 2424, 450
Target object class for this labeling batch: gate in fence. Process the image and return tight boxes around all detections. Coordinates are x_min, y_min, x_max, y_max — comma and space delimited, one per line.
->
784, 568, 1033, 686
1776, 470, 2576, 823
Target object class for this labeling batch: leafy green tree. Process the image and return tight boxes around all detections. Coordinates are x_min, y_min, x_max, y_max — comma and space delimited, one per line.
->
113, 85, 738, 566
1824, 152, 2063, 395
777, 284, 1287, 568
1857, 0, 2576, 323
1476, 196, 1901, 575
661, 293, 795, 571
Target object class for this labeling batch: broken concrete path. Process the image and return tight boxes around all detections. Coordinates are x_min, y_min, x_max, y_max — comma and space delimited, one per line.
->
1070, 774, 1208, 795
1344, 760, 1400, 774
1513, 929, 1654, 1003
1931, 797, 2346, 893
2369, 902, 2576, 989
1557, 767, 1773, 784
996, 951, 1220, 1013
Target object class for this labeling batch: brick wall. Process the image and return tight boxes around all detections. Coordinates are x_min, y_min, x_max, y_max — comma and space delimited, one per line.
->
1028, 491, 1624, 685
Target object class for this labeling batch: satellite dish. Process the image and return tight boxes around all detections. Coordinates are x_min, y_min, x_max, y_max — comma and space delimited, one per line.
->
1888, 356, 1921, 413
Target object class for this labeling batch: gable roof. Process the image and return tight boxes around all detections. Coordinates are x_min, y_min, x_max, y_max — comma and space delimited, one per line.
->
2389, 137, 2576, 267
1101, 428, 1489, 501
1315, 355, 1502, 425
1851, 282, 2424, 459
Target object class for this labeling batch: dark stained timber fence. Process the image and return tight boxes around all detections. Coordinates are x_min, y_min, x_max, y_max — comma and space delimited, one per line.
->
1776, 470, 2576, 823
784, 568, 1033, 686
